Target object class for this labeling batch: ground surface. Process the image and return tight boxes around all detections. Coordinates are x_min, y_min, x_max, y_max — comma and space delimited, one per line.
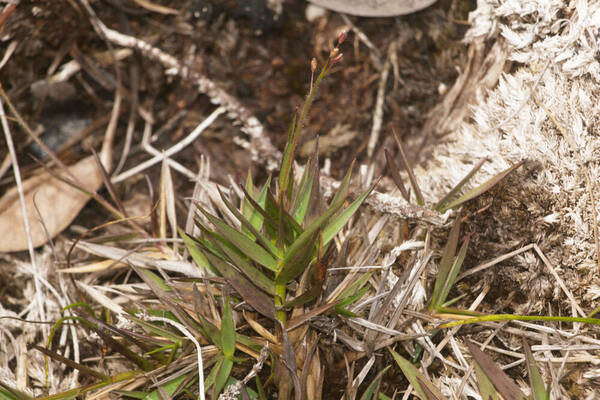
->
9, 0, 594, 398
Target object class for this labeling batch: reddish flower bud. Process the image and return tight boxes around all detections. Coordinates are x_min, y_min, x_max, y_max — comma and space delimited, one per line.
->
331, 52, 343, 64
337, 31, 347, 45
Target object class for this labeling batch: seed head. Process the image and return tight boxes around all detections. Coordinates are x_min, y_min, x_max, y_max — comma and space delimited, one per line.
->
329, 47, 339, 60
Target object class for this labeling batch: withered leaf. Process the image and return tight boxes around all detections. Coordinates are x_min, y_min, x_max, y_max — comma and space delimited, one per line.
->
0, 156, 103, 252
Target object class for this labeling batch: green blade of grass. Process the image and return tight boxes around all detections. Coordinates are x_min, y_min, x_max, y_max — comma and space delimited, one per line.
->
334, 287, 368, 316
473, 361, 500, 400
523, 338, 549, 400
437, 234, 470, 310
191, 219, 231, 260
256, 374, 267, 400
242, 171, 257, 222
205, 356, 224, 392
197, 314, 222, 348
142, 374, 189, 400
199, 208, 278, 271
265, 190, 304, 243
180, 230, 219, 276
293, 172, 315, 225
291, 143, 318, 224
278, 114, 298, 199
430, 215, 461, 310
208, 233, 276, 295
282, 200, 344, 269
359, 366, 390, 400
249, 176, 272, 232
276, 231, 318, 284
221, 296, 236, 359
336, 271, 374, 301
439, 160, 525, 212
125, 314, 186, 343
388, 347, 447, 400
330, 160, 355, 207
214, 358, 234, 397
434, 158, 487, 212
322, 180, 377, 246
218, 187, 281, 259
204, 252, 275, 320
0, 383, 35, 400
239, 183, 279, 233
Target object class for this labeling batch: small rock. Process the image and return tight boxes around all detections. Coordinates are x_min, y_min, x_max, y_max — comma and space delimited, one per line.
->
305, 4, 326, 22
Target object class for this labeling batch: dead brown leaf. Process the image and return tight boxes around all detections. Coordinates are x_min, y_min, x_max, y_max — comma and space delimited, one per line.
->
0, 156, 103, 252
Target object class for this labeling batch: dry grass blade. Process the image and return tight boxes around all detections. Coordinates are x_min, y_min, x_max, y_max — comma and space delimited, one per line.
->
203, 251, 275, 319
285, 301, 339, 331
33, 345, 107, 380
434, 158, 487, 211
131, 0, 179, 14
466, 340, 524, 400
391, 128, 425, 205
384, 148, 410, 201
439, 160, 525, 212
279, 322, 302, 399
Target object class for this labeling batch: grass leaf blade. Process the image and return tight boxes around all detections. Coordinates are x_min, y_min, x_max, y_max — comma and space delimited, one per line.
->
392, 128, 425, 205
430, 215, 461, 310
221, 296, 236, 359
523, 338, 549, 400
323, 180, 377, 246
200, 208, 278, 271
440, 160, 525, 212
388, 348, 447, 400
466, 341, 525, 400
434, 158, 487, 211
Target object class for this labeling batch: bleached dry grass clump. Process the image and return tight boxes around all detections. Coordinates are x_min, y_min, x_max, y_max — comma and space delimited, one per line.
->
416, 0, 600, 312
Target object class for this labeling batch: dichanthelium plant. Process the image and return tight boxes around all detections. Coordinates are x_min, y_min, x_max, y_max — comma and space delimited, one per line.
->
182, 31, 376, 399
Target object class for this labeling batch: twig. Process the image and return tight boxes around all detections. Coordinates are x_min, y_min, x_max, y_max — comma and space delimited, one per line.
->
78, 0, 281, 171
141, 121, 197, 180
341, 15, 382, 66
367, 44, 391, 159
112, 107, 225, 183
533, 244, 586, 318
457, 243, 535, 281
